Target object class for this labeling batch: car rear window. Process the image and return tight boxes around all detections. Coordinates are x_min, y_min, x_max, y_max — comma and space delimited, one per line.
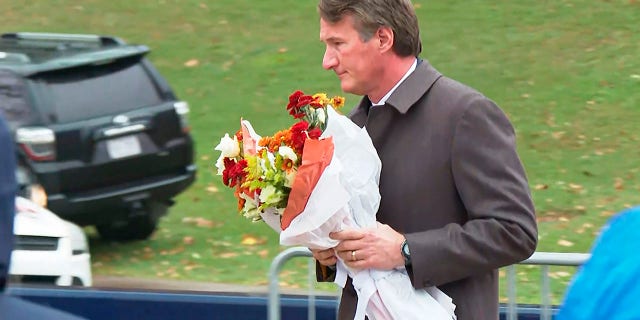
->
37, 57, 164, 123
0, 69, 32, 127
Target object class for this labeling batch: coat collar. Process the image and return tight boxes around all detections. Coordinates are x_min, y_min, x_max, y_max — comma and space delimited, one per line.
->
349, 59, 442, 126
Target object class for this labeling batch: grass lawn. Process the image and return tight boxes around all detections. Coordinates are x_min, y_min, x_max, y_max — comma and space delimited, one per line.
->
2, 0, 639, 305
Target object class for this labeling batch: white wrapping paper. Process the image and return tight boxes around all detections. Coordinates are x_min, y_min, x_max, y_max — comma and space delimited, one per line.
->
258, 107, 457, 320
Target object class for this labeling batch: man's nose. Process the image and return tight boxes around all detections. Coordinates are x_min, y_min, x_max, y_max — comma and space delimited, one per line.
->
322, 49, 337, 70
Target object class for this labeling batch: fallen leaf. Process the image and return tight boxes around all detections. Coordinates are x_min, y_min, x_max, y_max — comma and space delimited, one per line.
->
534, 184, 548, 190
182, 216, 216, 228
582, 171, 593, 177
184, 59, 199, 67
206, 185, 219, 193
600, 210, 616, 217
241, 234, 267, 246
160, 247, 185, 255
184, 265, 199, 271
558, 239, 574, 247
614, 177, 624, 190
257, 249, 269, 258
183, 236, 194, 245
278, 47, 288, 53
568, 183, 583, 190
201, 155, 210, 161
219, 252, 238, 258
576, 222, 594, 234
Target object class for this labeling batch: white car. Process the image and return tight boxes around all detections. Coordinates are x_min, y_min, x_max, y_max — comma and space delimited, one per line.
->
9, 196, 92, 287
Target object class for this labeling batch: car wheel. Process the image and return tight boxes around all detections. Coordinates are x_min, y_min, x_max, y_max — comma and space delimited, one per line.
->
96, 201, 167, 241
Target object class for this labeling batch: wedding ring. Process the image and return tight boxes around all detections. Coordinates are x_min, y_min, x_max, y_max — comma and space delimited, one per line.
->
351, 250, 356, 261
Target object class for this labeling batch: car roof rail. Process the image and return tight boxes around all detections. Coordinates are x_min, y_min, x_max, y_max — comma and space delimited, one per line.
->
0, 51, 31, 63
1, 32, 126, 47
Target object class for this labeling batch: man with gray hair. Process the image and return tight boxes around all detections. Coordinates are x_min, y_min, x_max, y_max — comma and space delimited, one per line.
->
311, 0, 538, 318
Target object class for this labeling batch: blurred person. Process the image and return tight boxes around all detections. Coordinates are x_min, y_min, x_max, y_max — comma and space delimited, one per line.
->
555, 206, 640, 320
0, 114, 86, 319
310, 0, 538, 319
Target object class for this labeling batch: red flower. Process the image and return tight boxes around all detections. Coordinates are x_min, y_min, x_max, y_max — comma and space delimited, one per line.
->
287, 90, 304, 109
290, 121, 309, 154
296, 95, 314, 108
287, 90, 314, 119
222, 158, 247, 187
308, 127, 322, 140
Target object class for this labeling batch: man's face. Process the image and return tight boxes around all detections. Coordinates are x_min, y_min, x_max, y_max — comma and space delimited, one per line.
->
320, 15, 382, 96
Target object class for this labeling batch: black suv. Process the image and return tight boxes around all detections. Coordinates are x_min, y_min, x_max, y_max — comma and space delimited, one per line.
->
0, 32, 196, 241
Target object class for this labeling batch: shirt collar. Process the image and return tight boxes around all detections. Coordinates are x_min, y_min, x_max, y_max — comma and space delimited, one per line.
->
371, 58, 418, 107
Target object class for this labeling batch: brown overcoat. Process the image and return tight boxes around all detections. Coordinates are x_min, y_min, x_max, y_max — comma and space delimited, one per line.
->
319, 60, 538, 320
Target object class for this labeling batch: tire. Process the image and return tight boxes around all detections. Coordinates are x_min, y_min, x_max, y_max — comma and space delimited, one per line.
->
96, 201, 167, 241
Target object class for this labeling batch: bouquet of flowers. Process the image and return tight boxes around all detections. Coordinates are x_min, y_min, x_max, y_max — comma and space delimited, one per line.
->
214, 91, 346, 241
215, 90, 456, 320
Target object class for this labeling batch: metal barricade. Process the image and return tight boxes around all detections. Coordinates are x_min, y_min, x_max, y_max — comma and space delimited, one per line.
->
505, 252, 590, 320
268, 248, 591, 320
268, 247, 325, 320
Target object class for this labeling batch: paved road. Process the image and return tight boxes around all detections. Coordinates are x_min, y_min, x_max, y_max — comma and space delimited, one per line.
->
92, 275, 337, 296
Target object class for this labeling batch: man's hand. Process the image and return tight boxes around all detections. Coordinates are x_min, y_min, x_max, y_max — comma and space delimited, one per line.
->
330, 222, 405, 270
311, 247, 338, 267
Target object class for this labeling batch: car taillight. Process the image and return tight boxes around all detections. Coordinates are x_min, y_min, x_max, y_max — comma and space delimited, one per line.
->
173, 101, 190, 133
15, 127, 56, 161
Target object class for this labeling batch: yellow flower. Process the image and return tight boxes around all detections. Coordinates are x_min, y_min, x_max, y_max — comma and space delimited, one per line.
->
331, 96, 345, 109
312, 93, 330, 106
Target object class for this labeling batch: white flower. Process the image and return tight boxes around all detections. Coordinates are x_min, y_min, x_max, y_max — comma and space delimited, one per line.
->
278, 146, 298, 162
239, 193, 261, 221
284, 168, 297, 188
214, 133, 240, 175
214, 156, 225, 175
259, 185, 282, 204
215, 133, 240, 157
316, 107, 326, 124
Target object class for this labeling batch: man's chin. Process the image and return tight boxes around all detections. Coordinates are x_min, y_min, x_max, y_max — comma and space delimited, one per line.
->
340, 82, 360, 95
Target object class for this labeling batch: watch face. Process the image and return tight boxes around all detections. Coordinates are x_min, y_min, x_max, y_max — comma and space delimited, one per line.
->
402, 241, 411, 265
402, 241, 410, 256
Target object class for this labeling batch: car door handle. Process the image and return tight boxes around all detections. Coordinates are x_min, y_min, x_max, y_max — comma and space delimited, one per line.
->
101, 123, 147, 138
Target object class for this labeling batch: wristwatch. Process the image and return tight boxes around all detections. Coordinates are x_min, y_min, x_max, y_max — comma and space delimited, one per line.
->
401, 239, 411, 266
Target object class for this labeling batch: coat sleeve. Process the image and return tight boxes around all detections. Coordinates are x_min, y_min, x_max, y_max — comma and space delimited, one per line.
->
408, 95, 538, 287
315, 261, 336, 282
0, 115, 17, 290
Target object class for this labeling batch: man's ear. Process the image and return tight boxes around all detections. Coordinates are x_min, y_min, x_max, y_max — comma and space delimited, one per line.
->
376, 26, 394, 52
